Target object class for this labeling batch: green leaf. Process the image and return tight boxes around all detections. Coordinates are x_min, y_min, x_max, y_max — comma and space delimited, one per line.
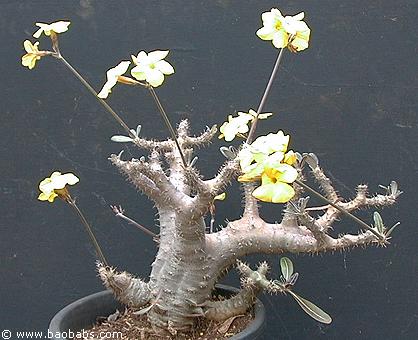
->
373, 212, 385, 234
289, 272, 299, 286
298, 197, 310, 211
304, 153, 319, 169
280, 257, 294, 282
111, 135, 133, 143
220, 146, 236, 160
289, 291, 332, 324
189, 156, 198, 167
386, 222, 401, 237
389, 181, 398, 195
136, 124, 142, 137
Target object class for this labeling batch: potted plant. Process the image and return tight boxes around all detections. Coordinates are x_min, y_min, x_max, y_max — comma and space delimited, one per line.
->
22, 7, 401, 339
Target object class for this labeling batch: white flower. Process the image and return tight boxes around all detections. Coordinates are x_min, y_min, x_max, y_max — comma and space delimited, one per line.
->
130, 50, 174, 87
38, 171, 79, 202
21, 40, 42, 69
219, 114, 253, 142
33, 21, 71, 39
97, 61, 131, 99
256, 8, 310, 51
218, 109, 273, 142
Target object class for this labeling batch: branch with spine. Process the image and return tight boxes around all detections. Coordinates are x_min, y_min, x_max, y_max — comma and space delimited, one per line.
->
206, 153, 401, 264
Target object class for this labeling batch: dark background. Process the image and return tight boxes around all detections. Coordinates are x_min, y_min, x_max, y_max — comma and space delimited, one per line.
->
2, 1, 417, 339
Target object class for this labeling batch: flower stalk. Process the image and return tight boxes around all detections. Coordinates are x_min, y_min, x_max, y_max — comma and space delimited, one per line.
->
147, 85, 187, 167
246, 47, 285, 144
56, 54, 135, 139
67, 198, 109, 266
245, 13, 381, 238
37, 171, 109, 266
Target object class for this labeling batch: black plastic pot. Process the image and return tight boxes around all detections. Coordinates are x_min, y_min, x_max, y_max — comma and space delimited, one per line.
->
49, 284, 265, 339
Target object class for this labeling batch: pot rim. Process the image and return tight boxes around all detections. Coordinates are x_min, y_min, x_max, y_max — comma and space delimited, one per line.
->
49, 284, 265, 340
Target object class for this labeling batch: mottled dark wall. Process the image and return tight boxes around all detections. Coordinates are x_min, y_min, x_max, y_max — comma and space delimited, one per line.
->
2, 1, 417, 338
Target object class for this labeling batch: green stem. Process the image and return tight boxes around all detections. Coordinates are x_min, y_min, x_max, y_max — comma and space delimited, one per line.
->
246, 48, 285, 144
56, 54, 135, 139
68, 199, 109, 266
295, 179, 383, 240
147, 85, 187, 167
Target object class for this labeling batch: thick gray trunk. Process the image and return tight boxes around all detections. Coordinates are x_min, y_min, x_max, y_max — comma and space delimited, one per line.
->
147, 208, 216, 330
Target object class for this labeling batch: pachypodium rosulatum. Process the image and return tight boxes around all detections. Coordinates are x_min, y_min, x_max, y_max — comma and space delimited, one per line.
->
26, 8, 401, 335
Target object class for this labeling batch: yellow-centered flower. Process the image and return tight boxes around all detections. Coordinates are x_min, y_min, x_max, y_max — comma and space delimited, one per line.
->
238, 130, 298, 203
238, 130, 290, 174
252, 165, 297, 203
98, 61, 131, 99
33, 21, 71, 38
131, 50, 174, 87
38, 171, 79, 203
256, 8, 310, 52
21, 40, 42, 69
238, 151, 287, 182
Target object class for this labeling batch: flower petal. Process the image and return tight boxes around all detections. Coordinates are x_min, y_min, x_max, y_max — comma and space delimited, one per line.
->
271, 8, 283, 17
272, 30, 288, 48
109, 61, 131, 77
62, 173, 79, 185
252, 183, 276, 202
97, 85, 111, 99
51, 173, 79, 189
50, 171, 62, 178
256, 26, 276, 40
283, 150, 297, 165
135, 51, 149, 64
258, 112, 273, 120
238, 162, 265, 182
292, 12, 305, 21
271, 164, 298, 183
50, 21, 71, 34
156, 60, 174, 75
145, 68, 164, 87
262, 8, 282, 24
261, 11, 275, 24
33, 25, 45, 38
23, 40, 34, 53
290, 29, 310, 51
22, 54, 35, 69
148, 50, 169, 62
47, 192, 58, 202
271, 182, 295, 203
39, 177, 52, 191
252, 182, 295, 203
38, 191, 58, 202
251, 130, 290, 155
39, 182, 56, 195
131, 65, 146, 81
